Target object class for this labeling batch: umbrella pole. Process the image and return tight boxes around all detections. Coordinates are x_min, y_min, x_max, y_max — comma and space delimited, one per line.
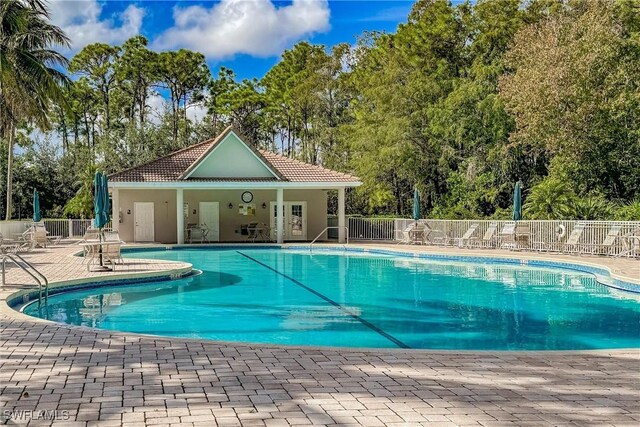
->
99, 229, 104, 267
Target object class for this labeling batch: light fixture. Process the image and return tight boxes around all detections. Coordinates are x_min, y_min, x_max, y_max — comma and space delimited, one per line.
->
228, 203, 233, 209
261, 202, 267, 209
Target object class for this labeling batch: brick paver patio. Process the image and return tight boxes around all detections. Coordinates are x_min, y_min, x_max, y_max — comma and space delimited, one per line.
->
1, 243, 639, 426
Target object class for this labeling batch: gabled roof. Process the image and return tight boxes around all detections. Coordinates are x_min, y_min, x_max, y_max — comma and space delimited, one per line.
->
109, 126, 360, 184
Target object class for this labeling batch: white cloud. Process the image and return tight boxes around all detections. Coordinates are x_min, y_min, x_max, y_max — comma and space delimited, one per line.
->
146, 94, 207, 125
146, 93, 167, 126
186, 104, 208, 123
153, 0, 330, 59
48, 0, 144, 51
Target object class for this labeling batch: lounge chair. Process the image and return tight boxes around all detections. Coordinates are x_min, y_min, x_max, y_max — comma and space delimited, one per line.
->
427, 226, 450, 246
498, 222, 517, 249
0, 233, 20, 254
600, 225, 622, 256
563, 222, 587, 254
453, 223, 479, 247
32, 223, 62, 246
480, 222, 498, 248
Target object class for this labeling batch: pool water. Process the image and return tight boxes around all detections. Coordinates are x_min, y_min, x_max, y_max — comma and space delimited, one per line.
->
23, 248, 640, 350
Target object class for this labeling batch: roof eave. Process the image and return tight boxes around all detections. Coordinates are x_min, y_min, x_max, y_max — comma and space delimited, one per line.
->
109, 181, 362, 189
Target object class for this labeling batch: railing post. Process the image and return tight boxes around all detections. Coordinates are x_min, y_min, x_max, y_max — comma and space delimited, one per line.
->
338, 188, 346, 244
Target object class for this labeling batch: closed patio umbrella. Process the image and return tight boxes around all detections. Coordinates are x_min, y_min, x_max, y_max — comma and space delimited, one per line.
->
93, 172, 110, 270
512, 181, 522, 221
93, 172, 108, 229
101, 173, 110, 226
32, 189, 41, 223
413, 187, 420, 222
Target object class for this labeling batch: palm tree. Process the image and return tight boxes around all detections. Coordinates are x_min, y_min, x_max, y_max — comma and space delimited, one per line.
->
1, 0, 70, 219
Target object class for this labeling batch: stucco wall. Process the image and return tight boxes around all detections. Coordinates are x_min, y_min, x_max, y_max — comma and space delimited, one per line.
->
118, 190, 178, 243
116, 188, 328, 243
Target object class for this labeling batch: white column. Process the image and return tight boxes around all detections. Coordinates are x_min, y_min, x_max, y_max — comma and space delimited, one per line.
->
111, 188, 120, 232
276, 188, 284, 244
338, 187, 346, 244
176, 188, 184, 244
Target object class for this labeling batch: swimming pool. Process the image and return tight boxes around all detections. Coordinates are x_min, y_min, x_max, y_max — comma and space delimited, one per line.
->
22, 248, 640, 350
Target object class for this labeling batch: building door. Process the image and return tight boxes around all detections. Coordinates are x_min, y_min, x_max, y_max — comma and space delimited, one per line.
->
270, 201, 307, 240
199, 202, 220, 242
134, 202, 154, 242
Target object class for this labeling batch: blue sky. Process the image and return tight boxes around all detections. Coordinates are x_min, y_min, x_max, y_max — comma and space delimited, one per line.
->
50, 0, 415, 81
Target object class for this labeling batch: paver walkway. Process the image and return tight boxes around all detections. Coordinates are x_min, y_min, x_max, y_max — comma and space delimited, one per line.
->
1, 243, 639, 426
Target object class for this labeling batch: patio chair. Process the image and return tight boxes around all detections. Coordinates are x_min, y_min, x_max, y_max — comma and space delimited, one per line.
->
187, 224, 209, 243
82, 227, 100, 242
514, 222, 532, 249
619, 227, 640, 258
103, 230, 125, 264
30, 227, 49, 248
453, 223, 479, 248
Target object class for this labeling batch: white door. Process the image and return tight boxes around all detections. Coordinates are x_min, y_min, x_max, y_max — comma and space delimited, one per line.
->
270, 201, 307, 240
134, 202, 154, 242
199, 202, 220, 242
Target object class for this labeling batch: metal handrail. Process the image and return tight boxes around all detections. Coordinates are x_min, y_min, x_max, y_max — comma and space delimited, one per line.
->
1, 252, 49, 304
309, 226, 349, 251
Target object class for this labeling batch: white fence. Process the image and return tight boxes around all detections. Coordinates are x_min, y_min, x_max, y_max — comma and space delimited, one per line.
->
0, 219, 100, 240
332, 217, 639, 257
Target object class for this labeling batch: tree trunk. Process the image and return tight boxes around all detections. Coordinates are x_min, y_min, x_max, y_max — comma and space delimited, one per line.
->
5, 125, 15, 220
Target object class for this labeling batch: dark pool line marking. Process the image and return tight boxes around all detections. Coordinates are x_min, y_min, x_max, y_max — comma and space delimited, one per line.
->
235, 251, 410, 349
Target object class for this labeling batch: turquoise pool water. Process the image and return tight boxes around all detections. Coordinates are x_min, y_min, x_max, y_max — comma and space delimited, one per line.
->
23, 248, 640, 350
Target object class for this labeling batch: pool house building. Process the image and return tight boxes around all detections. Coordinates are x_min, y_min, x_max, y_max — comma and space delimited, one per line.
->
108, 127, 361, 244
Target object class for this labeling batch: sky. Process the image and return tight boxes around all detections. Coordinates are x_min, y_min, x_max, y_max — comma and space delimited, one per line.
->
49, 0, 416, 81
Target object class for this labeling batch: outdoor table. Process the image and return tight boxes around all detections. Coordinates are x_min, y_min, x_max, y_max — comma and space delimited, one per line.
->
79, 241, 122, 271
247, 225, 271, 242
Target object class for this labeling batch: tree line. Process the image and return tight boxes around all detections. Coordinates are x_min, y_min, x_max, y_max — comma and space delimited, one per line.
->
1, 0, 639, 220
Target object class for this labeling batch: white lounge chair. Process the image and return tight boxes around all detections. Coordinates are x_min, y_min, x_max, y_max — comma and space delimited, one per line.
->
453, 223, 479, 248
498, 222, 517, 249
480, 222, 498, 248
600, 225, 622, 256
563, 222, 587, 254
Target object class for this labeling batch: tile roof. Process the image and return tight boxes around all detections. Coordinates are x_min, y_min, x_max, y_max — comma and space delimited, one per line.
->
109, 127, 360, 184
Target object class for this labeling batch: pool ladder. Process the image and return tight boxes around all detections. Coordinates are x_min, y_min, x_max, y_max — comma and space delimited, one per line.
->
1, 253, 49, 305
309, 226, 349, 251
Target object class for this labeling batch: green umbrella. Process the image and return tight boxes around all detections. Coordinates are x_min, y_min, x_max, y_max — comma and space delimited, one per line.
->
93, 171, 111, 270
32, 189, 41, 222
93, 172, 108, 229
101, 173, 110, 226
512, 181, 522, 221
413, 187, 421, 221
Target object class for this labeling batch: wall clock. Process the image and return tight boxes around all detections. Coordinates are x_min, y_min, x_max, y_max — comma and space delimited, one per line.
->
241, 191, 253, 203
